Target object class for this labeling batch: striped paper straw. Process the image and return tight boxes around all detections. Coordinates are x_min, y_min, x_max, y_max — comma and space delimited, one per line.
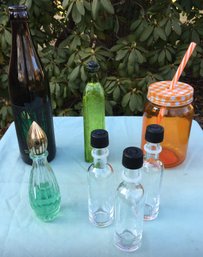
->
170, 42, 197, 90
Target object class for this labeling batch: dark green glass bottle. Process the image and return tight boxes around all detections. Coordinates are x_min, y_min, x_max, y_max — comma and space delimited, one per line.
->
83, 61, 105, 162
8, 5, 56, 165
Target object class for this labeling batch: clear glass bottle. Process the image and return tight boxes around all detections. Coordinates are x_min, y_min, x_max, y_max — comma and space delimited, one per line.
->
27, 122, 61, 222
114, 147, 144, 252
83, 61, 105, 163
143, 124, 164, 221
8, 5, 56, 165
88, 129, 115, 227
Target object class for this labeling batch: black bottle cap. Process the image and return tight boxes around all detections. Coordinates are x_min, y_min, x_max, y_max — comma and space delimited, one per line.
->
122, 147, 143, 169
145, 124, 164, 143
91, 129, 109, 148
9, 5, 28, 20
87, 61, 100, 73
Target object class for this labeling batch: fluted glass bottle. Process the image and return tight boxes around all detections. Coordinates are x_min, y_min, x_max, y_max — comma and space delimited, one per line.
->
114, 147, 144, 252
88, 129, 115, 227
27, 122, 60, 222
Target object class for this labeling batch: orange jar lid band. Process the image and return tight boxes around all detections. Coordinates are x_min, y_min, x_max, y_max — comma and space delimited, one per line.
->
147, 81, 194, 107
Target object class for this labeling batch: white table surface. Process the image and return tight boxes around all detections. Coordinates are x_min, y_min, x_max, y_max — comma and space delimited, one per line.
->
0, 116, 203, 257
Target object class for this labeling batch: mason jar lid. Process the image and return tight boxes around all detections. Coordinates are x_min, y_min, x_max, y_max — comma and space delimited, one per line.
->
147, 81, 194, 107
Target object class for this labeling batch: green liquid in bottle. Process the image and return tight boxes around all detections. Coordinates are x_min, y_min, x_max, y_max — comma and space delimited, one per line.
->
83, 82, 105, 162
29, 181, 61, 222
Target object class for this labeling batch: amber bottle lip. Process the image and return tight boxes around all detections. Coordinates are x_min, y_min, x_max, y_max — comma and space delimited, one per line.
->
9, 5, 28, 21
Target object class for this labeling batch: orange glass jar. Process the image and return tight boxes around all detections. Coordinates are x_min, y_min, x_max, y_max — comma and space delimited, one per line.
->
141, 81, 194, 168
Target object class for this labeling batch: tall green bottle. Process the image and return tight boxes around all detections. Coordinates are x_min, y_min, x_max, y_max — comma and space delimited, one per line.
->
83, 61, 105, 162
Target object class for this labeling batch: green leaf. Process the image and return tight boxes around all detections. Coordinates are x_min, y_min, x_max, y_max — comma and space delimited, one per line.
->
101, 0, 114, 14
105, 100, 113, 115
158, 50, 165, 64
68, 53, 76, 66
50, 82, 56, 94
127, 62, 134, 75
4, 30, 12, 45
165, 20, 171, 36
80, 65, 87, 81
191, 30, 200, 44
84, 0, 91, 10
115, 49, 129, 61
92, 0, 99, 20
130, 19, 142, 31
106, 81, 116, 94
76, 1, 85, 15
1, 34, 6, 49
159, 17, 168, 27
62, 0, 70, 9
0, 106, 8, 120
55, 83, 61, 97
129, 94, 137, 112
135, 49, 144, 64
172, 20, 181, 35
128, 49, 136, 65
136, 94, 143, 112
122, 92, 131, 107
149, 53, 158, 64
111, 44, 123, 52
140, 26, 154, 42
72, 4, 82, 23
69, 65, 80, 81
114, 16, 119, 34
66, 2, 74, 19
156, 27, 167, 41
25, 0, 32, 9
70, 35, 81, 50
54, 65, 60, 76
113, 86, 120, 100
165, 49, 172, 62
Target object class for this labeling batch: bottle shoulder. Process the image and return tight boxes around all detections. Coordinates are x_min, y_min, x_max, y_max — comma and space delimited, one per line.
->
143, 159, 164, 172
88, 163, 114, 178
9, 23, 49, 101
84, 82, 104, 95
117, 181, 144, 202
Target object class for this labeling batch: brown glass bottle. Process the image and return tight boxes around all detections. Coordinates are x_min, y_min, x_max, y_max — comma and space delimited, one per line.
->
8, 5, 56, 165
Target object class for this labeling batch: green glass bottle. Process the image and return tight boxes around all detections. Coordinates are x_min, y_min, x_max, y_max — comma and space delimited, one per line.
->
83, 61, 105, 163
27, 122, 61, 222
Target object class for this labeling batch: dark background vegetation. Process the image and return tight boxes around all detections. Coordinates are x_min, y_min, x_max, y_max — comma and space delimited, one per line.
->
0, 0, 203, 137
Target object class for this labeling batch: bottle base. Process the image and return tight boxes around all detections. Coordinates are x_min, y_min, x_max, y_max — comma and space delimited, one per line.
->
144, 203, 159, 221
114, 230, 142, 252
89, 209, 114, 227
35, 205, 60, 222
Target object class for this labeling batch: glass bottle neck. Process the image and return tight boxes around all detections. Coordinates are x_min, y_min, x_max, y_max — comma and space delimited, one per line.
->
11, 20, 30, 36
144, 142, 161, 160
30, 151, 48, 166
89, 73, 98, 83
92, 148, 108, 169
122, 168, 142, 184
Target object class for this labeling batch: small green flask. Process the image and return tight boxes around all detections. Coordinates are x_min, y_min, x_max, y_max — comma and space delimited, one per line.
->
83, 61, 105, 162
27, 122, 61, 222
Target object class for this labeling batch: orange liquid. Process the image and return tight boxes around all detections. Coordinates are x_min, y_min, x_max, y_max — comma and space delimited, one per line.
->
141, 102, 194, 168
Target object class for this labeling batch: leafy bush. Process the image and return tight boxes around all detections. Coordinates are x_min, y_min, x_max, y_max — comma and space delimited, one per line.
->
0, 0, 203, 135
